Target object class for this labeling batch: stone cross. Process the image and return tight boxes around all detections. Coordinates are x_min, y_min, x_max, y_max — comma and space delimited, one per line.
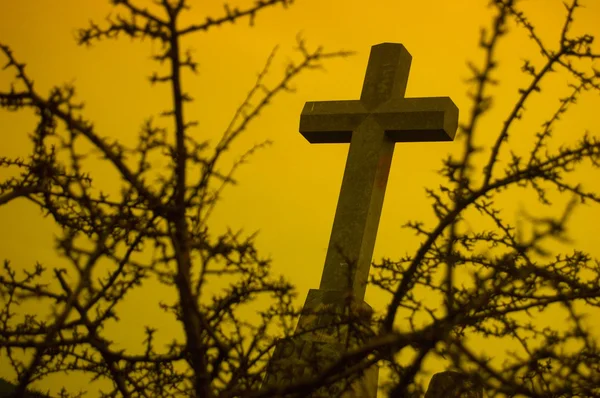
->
262, 43, 459, 397
300, 42, 459, 300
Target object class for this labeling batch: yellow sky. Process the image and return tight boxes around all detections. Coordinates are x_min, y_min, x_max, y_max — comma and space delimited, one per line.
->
1, 0, 599, 396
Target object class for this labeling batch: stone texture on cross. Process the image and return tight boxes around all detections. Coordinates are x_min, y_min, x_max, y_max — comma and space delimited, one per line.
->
425, 371, 484, 398
261, 43, 459, 397
300, 43, 458, 300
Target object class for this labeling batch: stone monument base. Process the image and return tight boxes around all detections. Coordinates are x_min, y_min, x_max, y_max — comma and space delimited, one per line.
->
261, 289, 379, 397
425, 371, 483, 398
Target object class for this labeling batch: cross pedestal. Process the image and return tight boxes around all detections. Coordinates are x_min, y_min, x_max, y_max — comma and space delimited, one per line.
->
425, 371, 484, 397
262, 43, 459, 396
262, 289, 378, 397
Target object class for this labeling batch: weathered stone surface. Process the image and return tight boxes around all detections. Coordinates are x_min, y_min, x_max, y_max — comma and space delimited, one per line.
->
299, 43, 458, 300
261, 289, 378, 397
262, 338, 379, 397
296, 289, 373, 343
424, 371, 483, 398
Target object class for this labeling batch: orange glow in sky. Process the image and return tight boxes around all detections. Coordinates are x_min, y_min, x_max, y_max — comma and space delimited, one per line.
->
1, 0, 599, 395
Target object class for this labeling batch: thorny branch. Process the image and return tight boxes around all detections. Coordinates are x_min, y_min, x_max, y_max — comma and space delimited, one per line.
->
0, 0, 353, 397
1, 0, 600, 397
373, 0, 600, 396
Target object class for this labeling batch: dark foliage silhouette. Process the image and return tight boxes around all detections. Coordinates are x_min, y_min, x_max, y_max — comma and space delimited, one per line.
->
0, 377, 50, 397
1, 0, 599, 397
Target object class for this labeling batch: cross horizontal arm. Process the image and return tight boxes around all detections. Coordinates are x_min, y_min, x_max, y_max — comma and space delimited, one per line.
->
299, 96, 459, 144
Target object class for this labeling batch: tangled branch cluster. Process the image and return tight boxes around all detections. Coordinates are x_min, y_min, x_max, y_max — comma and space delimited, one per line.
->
370, 0, 600, 396
0, 0, 599, 397
0, 1, 353, 397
